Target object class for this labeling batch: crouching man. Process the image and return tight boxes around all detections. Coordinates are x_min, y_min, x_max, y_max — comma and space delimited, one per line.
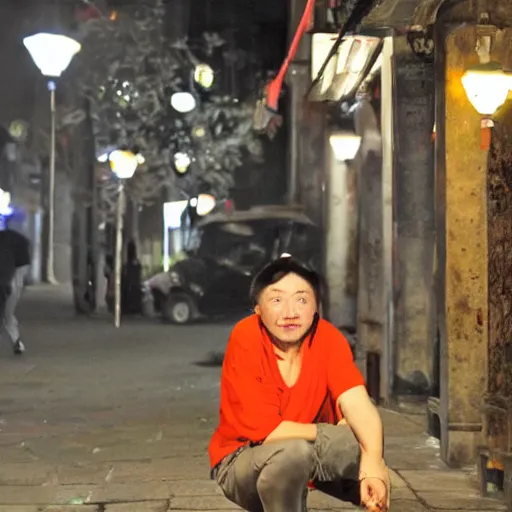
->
209, 257, 390, 512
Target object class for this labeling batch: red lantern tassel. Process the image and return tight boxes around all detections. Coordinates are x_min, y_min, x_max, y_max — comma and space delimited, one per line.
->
480, 126, 491, 151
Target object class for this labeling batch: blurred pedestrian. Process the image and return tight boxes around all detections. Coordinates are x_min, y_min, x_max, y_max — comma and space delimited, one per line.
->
0, 224, 30, 355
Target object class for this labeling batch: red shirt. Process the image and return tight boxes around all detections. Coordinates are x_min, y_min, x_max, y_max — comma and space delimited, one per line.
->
208, 314, 365, 468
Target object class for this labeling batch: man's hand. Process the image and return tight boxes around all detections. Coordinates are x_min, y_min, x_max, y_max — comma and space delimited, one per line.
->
337, 385, 388, 509
359, 455, 390, 511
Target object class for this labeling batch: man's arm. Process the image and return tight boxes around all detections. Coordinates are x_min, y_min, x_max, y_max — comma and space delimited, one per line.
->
265, 385, 383, 448
338, 385, 383, 459
264, 421, 317, 443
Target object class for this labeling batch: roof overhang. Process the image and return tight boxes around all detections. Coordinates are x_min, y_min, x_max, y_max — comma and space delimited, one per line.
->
309, 33, 384, 102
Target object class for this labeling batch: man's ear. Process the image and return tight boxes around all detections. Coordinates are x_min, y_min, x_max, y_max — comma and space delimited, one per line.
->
254, 304, 261, 316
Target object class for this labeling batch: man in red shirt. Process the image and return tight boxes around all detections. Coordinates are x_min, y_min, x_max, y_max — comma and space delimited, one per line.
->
209, 257, 389, 511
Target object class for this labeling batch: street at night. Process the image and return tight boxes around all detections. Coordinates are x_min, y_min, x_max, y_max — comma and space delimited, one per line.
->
1, 0, 512, 510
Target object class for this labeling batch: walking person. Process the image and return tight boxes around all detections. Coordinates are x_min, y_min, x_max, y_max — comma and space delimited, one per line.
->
209, 256, 390, 512
0, 225, 30, 355
0, 230, 16, 344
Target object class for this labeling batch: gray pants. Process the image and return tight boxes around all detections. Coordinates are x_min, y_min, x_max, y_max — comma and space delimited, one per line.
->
215, 424, 360, 512
2, 266, 27, 345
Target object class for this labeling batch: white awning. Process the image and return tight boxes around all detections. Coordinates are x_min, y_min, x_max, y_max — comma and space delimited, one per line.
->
310, 33, 382, 102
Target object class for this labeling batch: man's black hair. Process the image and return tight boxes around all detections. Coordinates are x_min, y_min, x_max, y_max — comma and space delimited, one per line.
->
250, 256, 324, 308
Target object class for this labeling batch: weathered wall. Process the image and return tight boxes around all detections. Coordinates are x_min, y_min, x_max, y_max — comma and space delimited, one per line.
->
355, 100, 384, 358
392, 36, 436, 396
325, 154, 358, 330
436, 24, 490, 466
486, 79, 512, 457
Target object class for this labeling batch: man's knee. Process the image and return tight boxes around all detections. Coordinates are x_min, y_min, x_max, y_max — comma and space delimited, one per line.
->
315, 424, 360, 480
257, 440, 313, 493
264, 439, 313, 469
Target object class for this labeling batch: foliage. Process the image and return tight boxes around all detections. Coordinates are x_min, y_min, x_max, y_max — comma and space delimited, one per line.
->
70, 1, 263, 210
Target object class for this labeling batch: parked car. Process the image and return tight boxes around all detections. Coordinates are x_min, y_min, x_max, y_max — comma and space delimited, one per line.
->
146, 205, 321, 324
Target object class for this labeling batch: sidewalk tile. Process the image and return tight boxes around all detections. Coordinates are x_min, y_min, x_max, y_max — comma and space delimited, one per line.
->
169, 495, 242, 509
43, 507, 98, 512
0, 462, 56, 485
418, 491, 507, 510
167, 479, 223, 496
0, 506, 97, 512
399, 469, 477, 492
105, 502, 168, 512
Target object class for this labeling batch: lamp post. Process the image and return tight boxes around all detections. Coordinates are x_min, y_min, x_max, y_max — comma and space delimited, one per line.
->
108, 150, 139, 328
23, 32, 81, 284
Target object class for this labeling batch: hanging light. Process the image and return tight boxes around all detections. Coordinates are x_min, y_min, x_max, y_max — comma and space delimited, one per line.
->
329, 132, 362, 161
174, 152, 192, 174
194, 63, 215, 89
8, 120, 28, 142
191, 124, 208, 140
170, 92, 196, 113
109, 150, 139, 179
196, 194, 216, 216
461, 62, 512, 116
23, 33, 81, 78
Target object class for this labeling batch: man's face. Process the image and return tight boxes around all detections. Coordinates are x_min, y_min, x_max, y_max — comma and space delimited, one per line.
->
255, 272, 317, 345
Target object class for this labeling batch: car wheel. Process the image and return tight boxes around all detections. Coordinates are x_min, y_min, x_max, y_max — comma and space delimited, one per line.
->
164, 295, 193, 324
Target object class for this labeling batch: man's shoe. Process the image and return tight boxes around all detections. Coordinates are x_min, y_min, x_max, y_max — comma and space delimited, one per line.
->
13, 340, 25, 355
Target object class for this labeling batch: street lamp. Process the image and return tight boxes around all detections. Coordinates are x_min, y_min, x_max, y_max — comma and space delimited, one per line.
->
23, 32, 81, 284
109, 150, 139, 328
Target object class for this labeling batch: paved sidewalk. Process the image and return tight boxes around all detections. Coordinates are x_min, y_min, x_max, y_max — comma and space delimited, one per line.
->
0, 285, 505, 511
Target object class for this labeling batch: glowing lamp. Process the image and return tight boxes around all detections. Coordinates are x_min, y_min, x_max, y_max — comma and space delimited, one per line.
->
109, 150, 138, 179
329, 133, 362, 161
174, 152, 191, 174
461, 62, 511, 116
196, 194, 216, 216
194, 63, 214, 89
170, 92, 196, 113
0, 189, 13, 216
23, 33, 81, 78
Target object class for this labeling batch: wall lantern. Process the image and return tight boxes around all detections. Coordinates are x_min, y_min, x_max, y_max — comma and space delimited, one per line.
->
461, 33, 512, 150
462, 61, 511, 116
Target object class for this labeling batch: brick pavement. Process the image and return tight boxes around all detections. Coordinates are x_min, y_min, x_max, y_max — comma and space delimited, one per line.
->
0, 285, 505, 511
